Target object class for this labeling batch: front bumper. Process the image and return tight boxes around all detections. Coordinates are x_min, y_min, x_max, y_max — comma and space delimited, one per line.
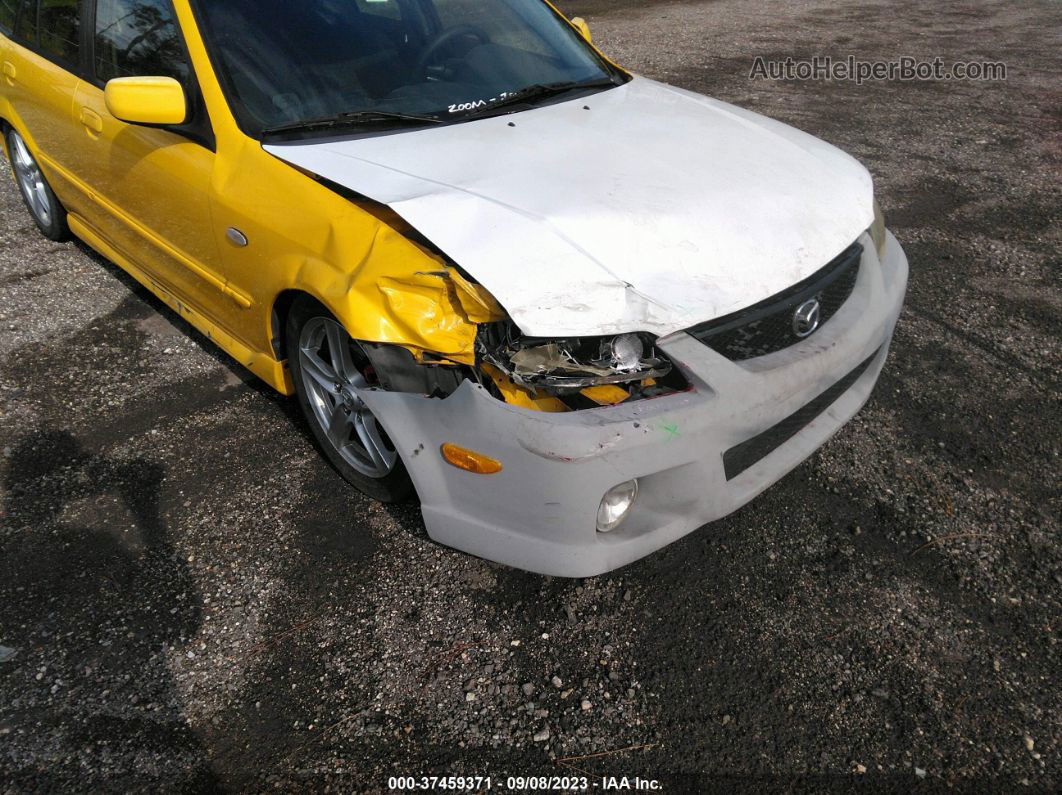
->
362, 231, 909, 577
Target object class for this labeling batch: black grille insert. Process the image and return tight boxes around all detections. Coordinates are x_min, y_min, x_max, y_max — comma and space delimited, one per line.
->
722, 347, 881, 481
688, 242, 863, 360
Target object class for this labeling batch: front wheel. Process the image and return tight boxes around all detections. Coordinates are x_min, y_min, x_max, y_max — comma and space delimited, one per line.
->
286, 296, 414, 502
6, 128, 69, 241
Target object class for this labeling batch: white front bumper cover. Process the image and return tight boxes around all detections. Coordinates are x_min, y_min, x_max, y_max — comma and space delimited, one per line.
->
361, 231, 909, 577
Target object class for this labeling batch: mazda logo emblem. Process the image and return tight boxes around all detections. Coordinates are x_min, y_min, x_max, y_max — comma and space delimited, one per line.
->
792, 298, 822, 338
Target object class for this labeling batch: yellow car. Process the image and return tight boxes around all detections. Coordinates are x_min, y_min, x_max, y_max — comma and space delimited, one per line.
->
1, 0, 907, 576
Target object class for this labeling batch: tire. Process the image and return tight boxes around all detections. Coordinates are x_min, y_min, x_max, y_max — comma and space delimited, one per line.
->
5, 128, 70, 241
286, 295, 414, 502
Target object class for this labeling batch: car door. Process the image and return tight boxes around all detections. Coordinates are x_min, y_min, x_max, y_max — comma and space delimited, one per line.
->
68, 0, 234, 325
1, 0, 85, 203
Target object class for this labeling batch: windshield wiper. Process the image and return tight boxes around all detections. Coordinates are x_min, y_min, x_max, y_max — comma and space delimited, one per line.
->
462, 78, 620, 119
261, 110, 444, 138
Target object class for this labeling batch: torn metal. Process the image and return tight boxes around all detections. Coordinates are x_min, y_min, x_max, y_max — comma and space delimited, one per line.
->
317, 188, 683, 413
479, 325, 671, 392
350, 321, 683, 414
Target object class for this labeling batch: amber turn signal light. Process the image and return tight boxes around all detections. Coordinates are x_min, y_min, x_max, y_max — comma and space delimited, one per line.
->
441, 443, 503, 475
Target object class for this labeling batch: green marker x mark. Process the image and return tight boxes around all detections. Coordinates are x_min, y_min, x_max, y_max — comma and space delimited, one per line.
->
661, 421, 680, 440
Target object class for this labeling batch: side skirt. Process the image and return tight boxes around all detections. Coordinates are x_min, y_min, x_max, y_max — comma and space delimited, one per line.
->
68, 212, 294, 395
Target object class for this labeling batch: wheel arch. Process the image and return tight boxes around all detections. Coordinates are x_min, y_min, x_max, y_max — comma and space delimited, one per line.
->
0, 109, 35, 156
270, 287, 333, 361
0, 115, 12, 159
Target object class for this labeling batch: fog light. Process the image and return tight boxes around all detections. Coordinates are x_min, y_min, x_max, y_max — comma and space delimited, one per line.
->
597, 479, 638, 532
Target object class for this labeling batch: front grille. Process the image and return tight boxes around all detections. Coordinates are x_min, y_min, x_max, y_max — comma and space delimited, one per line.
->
722, 347, 881, 480
688, 242, 863, 361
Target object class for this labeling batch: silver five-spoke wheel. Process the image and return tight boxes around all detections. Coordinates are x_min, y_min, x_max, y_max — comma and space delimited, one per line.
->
297, 316, 398, 478
10, 132, 52, 227
5, 128, 67, 241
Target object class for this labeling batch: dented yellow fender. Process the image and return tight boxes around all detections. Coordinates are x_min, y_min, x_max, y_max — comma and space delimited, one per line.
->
375, 261, 506, 365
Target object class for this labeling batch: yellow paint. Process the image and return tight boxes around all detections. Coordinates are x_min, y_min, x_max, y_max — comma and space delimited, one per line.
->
580, 384, 630, 406
0, 0, 509, 398
480, 363, 570, 413
104, 77, 188, 126
570, 17, 592, 43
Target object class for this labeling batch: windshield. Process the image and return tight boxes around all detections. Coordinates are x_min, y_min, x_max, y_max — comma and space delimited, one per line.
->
191, 0, 622, 138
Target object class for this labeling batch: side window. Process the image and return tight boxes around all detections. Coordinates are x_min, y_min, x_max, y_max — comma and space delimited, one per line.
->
38, 0, 80, 63
0, 0, 19, 35
94, 0, 189, 83
13, 0, 38, 44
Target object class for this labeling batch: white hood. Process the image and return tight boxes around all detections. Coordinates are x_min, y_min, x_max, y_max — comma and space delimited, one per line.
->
266, 77, 874, 338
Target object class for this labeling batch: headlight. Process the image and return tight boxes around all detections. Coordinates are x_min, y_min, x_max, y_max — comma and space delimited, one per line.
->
609, 333, 646, 371
870, 199, 887, 261
482, 330, 672, 392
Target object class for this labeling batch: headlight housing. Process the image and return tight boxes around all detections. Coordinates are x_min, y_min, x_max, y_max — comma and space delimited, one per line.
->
870, 199, 887, 261
480, 328, 672, 393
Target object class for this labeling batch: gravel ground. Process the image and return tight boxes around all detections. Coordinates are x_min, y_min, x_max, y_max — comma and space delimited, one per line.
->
1, 0, 1059, 790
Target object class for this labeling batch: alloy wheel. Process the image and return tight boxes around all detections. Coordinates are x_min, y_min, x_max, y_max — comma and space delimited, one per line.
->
297, 317, 398, 478
9, 133, 52, 228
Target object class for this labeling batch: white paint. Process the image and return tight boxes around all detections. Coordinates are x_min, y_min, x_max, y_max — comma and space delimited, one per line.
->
266, 77, 875, 337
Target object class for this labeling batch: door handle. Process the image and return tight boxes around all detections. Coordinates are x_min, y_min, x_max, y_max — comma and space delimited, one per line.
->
79, 108, 104, 134
1, 61, 15, 82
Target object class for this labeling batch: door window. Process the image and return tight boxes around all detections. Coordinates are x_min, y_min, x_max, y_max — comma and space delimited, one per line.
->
38, 0, 80, 63
13, 0, 38, 44
94, 0, 189, 82
0, 0, 18, 35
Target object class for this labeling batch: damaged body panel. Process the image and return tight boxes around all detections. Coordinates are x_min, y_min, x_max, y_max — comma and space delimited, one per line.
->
360, 231, 908, 576
493, 338, 669, 390
265, 77, 875, 339
478, 325, 672, 391
274, 215, 504, 368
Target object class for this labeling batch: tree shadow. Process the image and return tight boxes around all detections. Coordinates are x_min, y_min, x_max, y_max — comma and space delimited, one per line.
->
0, 429, 219, 790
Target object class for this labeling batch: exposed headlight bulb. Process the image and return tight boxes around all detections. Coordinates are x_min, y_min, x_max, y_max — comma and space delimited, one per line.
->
609, 334, 645, 371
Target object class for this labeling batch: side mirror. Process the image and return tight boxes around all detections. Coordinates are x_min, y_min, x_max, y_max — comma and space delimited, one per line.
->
570, 16, 592, 43
104, 77, 187, 126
